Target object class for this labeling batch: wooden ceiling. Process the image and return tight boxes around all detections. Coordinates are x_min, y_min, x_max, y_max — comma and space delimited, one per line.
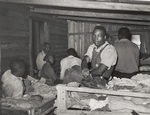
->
0, 0, 150, 26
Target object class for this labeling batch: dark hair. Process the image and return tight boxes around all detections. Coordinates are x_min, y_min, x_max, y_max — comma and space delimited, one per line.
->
93, 26, 106, 35
118, 27, 131, 40
42, 42, 51, 49
43, 42, 50, 47
10, 59, 25, 73
67, 48, 77, 57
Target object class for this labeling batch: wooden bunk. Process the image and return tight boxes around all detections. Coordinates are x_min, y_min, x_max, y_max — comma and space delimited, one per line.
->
0, 97, 56, 115
56, 84, 150, 115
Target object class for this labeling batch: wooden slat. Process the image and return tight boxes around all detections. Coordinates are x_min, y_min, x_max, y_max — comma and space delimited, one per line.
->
1, 43, 29, 49
57, 85, 150, 98
0, 30, 29, 37
0, 22, 29, 31
33, 21, 40, 55
44, 22, 50, 43
68, 21, 75, 49
67, 28, 150, 36
117, 0, 150, 4
1, 0, 150, 12
74, 22, 80, 57
57, 110, 133, 115
32, 8, 150, 22
52, 48, 67, 52
81, 22, 85, 57
0, 8, 29, 20
49, 24, 68, 33
39, 22, 44, 48
30, 12, 67, 24
1, 49, 29, 58
0, 15, 29, 25
48, 20, 68, 28
55, 15, 150, 26
1, 37, 29, 44
49, 28, 67, 35
50, 34, 68, 40
57, 110, 150, 115
84, 23, 91, 53
78, 23, 82, 57
50, 40, 67, 44
0, 3, 29, 14
1, 43, 29, 58
0, 36, 1, 76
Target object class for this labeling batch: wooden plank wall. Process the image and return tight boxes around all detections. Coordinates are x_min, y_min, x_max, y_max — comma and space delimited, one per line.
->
68, 21, 150, 58
48, 18, 68, 75
0, 3, 30, 75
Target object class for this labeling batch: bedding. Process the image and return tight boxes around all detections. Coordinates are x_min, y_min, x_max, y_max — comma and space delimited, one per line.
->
0, 76, 57, 115
55, 73, 150, 114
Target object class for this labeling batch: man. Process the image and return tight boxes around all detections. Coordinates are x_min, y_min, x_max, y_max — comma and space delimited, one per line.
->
64, 26, 117, 85
1, 59, 26, 99
82, 26, 117, 83
41, 51, 62, 85
113, 27, 139, 79
60, 48, 81, 80
36, 42, 51, 77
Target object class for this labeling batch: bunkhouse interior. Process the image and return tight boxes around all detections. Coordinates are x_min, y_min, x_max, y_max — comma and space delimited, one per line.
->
1, 0, 150, 115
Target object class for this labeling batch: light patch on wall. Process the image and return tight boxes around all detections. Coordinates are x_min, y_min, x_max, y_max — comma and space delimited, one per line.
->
131, 35, 141, 49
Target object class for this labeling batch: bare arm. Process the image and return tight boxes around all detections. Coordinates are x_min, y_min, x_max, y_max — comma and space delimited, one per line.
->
81, 55, 90, 70
90, 63, 108, 77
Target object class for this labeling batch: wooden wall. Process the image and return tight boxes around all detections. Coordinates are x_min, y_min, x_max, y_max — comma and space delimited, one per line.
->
31, 15, 68, 75
0, 3, 30, 75
48, 18, 68, 75
68, 21, 150, 58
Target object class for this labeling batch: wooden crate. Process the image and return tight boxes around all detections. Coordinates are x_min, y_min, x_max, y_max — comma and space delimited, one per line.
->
56, 84, 150, 115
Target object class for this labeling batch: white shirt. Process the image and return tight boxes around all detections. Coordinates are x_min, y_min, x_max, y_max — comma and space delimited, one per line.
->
1, 70, 24, 99
60, 55, 82, 80
85, 42, 117, 69
36, 51, 46, 70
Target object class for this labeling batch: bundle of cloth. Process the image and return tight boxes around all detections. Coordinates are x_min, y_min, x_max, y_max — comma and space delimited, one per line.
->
107, 73, 150, 93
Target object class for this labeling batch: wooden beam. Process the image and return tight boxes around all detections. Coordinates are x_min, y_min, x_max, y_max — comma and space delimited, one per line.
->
0, 0, 150, 12
31, 8, 150, 21
54, 15, 150, 26
30, 12, 67, 24
117, 0, 150, 4
97, 0, 150, 4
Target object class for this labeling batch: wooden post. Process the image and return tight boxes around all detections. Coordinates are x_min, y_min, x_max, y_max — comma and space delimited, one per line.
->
39, 22, 44, 49
44, 22, 50, 43
33, 21, 40, 55
81, 23, 85, 58
0, 36, 1, 76
29, 19, 33, 76
68, 21, 75, 49
56, 85, 67, 113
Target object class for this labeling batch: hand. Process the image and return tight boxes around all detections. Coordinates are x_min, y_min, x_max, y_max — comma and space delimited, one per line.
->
82, 68, 90, 77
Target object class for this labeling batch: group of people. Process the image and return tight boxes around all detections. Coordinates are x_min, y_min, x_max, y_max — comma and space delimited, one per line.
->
1, 25, 139, 99
61, 26, 139, 85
